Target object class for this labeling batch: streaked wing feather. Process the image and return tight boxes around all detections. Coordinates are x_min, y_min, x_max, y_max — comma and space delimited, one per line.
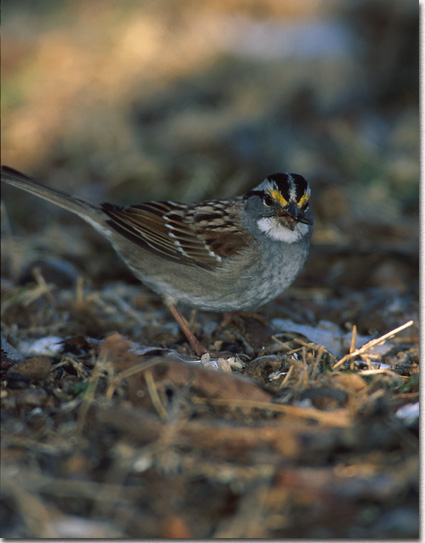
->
101, 201, 233, 268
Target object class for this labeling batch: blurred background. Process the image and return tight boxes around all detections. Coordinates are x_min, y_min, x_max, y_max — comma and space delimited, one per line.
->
1, 0, 419, 320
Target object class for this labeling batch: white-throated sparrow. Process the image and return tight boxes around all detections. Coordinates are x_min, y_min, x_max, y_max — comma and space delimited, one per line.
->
1, 166, 313, 354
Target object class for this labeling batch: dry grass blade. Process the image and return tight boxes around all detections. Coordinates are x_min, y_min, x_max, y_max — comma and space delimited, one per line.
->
358, 368, 404, 385
332, 320, 414, 370
105, 359, 164, 399
349, 324, 357, 370
32, 267, 58, 308
191, 397, 352, 427
145, 369, 168, 421
279, 364, 295, 388
117, 358, 165, 379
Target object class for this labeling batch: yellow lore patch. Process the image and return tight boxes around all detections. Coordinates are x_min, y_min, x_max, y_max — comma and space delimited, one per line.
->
270, 189, 288, 207
270, 189, 310, 208
298, 192, 310, 207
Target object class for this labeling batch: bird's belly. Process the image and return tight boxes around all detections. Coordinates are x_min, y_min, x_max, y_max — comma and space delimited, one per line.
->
113, 237, 309, 312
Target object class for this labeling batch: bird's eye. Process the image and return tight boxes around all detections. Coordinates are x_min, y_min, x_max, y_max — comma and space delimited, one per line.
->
263, 194, 274, 207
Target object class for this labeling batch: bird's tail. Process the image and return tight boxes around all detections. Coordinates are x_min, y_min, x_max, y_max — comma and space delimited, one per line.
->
1, 165, 101, 222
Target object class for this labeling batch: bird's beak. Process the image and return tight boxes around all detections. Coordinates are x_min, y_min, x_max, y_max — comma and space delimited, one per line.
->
286, 202, 299, 221
288, 202, 313, 225
279, 202, 313, 229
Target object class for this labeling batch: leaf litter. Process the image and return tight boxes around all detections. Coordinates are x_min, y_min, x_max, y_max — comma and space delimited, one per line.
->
1, 275, 419, 538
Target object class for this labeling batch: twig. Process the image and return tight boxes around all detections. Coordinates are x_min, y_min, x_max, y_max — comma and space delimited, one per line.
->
332, 320, 414, 370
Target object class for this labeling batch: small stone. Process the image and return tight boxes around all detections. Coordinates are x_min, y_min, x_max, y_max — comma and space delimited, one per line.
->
7, 356, 51, 381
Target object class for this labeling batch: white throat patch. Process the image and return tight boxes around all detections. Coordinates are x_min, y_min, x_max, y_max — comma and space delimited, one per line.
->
257, 217, 309, 243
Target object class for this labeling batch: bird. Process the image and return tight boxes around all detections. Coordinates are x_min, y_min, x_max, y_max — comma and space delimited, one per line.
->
1, 166, 313, 355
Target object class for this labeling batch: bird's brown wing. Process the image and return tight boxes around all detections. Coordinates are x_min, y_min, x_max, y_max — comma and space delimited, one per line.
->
101, 199, 249, 269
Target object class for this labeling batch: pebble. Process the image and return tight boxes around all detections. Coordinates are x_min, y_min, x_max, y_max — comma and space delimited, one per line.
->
7, 356, 51, 381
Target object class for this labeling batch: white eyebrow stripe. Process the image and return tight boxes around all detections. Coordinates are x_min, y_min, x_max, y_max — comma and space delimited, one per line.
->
265, 179, 278, 192
285, 173, 297, 201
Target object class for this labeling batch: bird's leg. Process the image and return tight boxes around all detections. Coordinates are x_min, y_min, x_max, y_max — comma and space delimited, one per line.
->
164, 299, 208, 356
